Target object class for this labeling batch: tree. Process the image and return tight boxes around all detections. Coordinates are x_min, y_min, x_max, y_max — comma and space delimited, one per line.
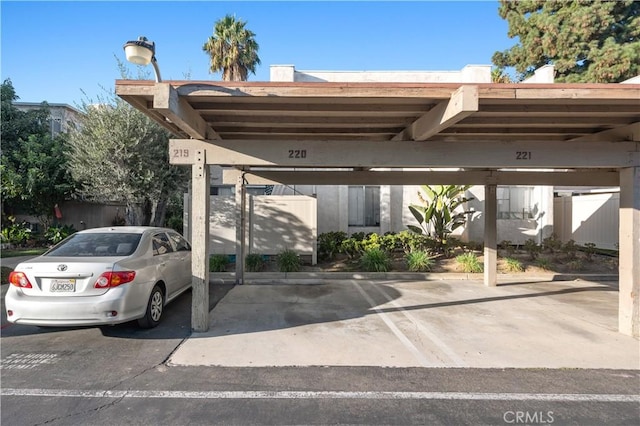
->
66, 95, 188, 226
1, 79, 76, 227
408, 185, 474, 251
492, 0, 640, 82
202, 14, 261, 81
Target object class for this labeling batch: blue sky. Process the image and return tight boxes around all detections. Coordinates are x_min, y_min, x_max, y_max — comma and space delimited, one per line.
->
1, 1, 512, 106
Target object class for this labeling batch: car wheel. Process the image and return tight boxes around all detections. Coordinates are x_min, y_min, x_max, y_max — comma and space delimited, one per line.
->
138, 285, 164, 328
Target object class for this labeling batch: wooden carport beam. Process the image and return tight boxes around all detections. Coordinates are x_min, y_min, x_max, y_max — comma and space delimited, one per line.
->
170, 139, 639, 169
222, 169, 621, 186
392, 85, 478, 141
569, 122, 640, 143
153, 83, 220, 140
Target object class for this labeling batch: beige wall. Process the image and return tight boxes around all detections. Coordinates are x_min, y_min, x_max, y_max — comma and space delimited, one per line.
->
185, 194, 317, 259
554, 193, 620, 250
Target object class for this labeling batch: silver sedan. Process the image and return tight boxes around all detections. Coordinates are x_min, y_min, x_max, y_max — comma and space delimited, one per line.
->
5, 226, 192, 328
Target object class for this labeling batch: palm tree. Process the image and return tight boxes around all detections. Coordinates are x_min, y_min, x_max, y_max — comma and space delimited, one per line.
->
202, 14, 261, 81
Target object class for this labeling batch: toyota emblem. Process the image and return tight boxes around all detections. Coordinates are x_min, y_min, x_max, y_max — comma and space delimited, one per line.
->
57, 264, 68, 271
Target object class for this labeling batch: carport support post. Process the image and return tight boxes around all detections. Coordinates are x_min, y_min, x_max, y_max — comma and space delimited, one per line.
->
484, 184, 497, 286
191, 156, 210, 332
619, 166, 639, 337
235, 175, 246, 284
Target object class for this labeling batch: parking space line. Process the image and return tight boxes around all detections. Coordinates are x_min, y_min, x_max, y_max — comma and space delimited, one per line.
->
369, 283, 468, 367
351, 280, 433, 367
2, 388, 638, 402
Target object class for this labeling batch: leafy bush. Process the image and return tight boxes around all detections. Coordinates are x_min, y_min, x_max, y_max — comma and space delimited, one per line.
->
277, 249, 301, 272
317, 231, 347, 261
503, 257, 524, 272
499, 240, 514, 256
583, 242, 597, 261
360, 233, 383, 251
395, 230, 435, 254
455, 252, 483, 273
360, 248, 391, 272
405, 250, 434, 272
340, 238, 362, 259
408, 184, 474, 252
562, 240, 578, 260
524, 239, 541, 260
542, 234, 562, 254
535, 258, 552, 271
567, 259, 583, 271
245, 253, 265, 272
209, 254, 229, 272
1, 220, 32, 245
44, 224, 76, 245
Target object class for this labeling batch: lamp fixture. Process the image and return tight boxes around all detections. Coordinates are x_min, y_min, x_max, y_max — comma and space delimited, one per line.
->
123, 36, 162, 82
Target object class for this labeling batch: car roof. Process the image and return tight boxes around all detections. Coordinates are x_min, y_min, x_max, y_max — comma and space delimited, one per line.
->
76, 226, 175, 235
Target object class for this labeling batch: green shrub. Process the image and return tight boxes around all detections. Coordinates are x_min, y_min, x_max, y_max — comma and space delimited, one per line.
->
499, 240, 514, 256
360, 248, 391, 272
562, 240, 578, 260
535, 258, 552, 271
317, 231, 347, 261
1, 220, 32, 245
381, 232, 401, 252
44, 224, 76, 245
340, 238, 362, 259
455, 252, 483, 273
361, 233, 383, 251
209, 254, 229, 272
405, 250, 434, 272
277, 249, 301, 272
503, 257, 524, 273
567, 259, 583, 271
583, 242, 597, 261
524, 238, 541, 260
542, 234, 562, 254
395, 230, 437, 254
245, 253, 265, 272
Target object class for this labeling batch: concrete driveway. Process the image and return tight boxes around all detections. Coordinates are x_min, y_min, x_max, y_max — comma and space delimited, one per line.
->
170, 278, 639, 369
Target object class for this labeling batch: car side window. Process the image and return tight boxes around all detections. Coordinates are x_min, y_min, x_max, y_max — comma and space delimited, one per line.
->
152, 233, 174, 256
168, 232, 191, 252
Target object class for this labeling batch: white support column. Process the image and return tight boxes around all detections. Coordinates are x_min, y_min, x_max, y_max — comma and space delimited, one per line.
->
380, 185, 392, 234
235, 175, 247, 284
619, 167, 640, 337
191, 151, 210, 332
484, 184, 498, 287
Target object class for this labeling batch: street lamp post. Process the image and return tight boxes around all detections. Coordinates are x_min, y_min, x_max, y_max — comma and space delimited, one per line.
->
123, 36, 162, 82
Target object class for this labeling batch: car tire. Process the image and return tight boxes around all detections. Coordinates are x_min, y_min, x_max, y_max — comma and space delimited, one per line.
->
138, 285, 164, 328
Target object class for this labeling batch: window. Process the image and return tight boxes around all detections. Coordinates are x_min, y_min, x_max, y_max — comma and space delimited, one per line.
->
497, 186, 535, 219
348, 186, 380, 226
168, 232, 191, 252
152, 233, 174, 256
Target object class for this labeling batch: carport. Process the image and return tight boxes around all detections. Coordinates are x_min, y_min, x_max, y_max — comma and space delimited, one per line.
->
115, 80, 639, 337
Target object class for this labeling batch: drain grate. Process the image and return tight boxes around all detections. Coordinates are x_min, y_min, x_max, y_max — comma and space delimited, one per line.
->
1, 352, 61, 370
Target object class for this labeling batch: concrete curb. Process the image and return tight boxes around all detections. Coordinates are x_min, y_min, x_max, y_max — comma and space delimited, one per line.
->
209, 272, 619, 285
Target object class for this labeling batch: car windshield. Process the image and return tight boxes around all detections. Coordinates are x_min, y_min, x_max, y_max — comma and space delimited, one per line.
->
44, 233, 143, 257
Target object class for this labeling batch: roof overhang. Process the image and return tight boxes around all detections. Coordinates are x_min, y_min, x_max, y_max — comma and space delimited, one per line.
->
116, 80, 640, 179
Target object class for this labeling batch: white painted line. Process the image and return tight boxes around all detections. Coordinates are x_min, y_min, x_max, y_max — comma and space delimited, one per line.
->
351, 281, 433, 367
2, 388, 638, 402
369, 283, 468, 367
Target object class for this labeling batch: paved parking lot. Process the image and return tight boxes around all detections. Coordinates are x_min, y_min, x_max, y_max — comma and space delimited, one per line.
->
171, 278, 639, 369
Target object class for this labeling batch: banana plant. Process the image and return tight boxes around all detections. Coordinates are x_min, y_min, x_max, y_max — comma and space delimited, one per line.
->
408, 185, 474, 251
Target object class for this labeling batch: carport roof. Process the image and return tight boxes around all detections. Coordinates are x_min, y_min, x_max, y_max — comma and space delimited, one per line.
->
115, 80, 640, 143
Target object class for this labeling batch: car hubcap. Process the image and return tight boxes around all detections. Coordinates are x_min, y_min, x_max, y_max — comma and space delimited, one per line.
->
150, 291, 163, 322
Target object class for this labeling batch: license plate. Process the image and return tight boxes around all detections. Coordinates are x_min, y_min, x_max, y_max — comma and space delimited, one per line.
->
50, 279, 76, 292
